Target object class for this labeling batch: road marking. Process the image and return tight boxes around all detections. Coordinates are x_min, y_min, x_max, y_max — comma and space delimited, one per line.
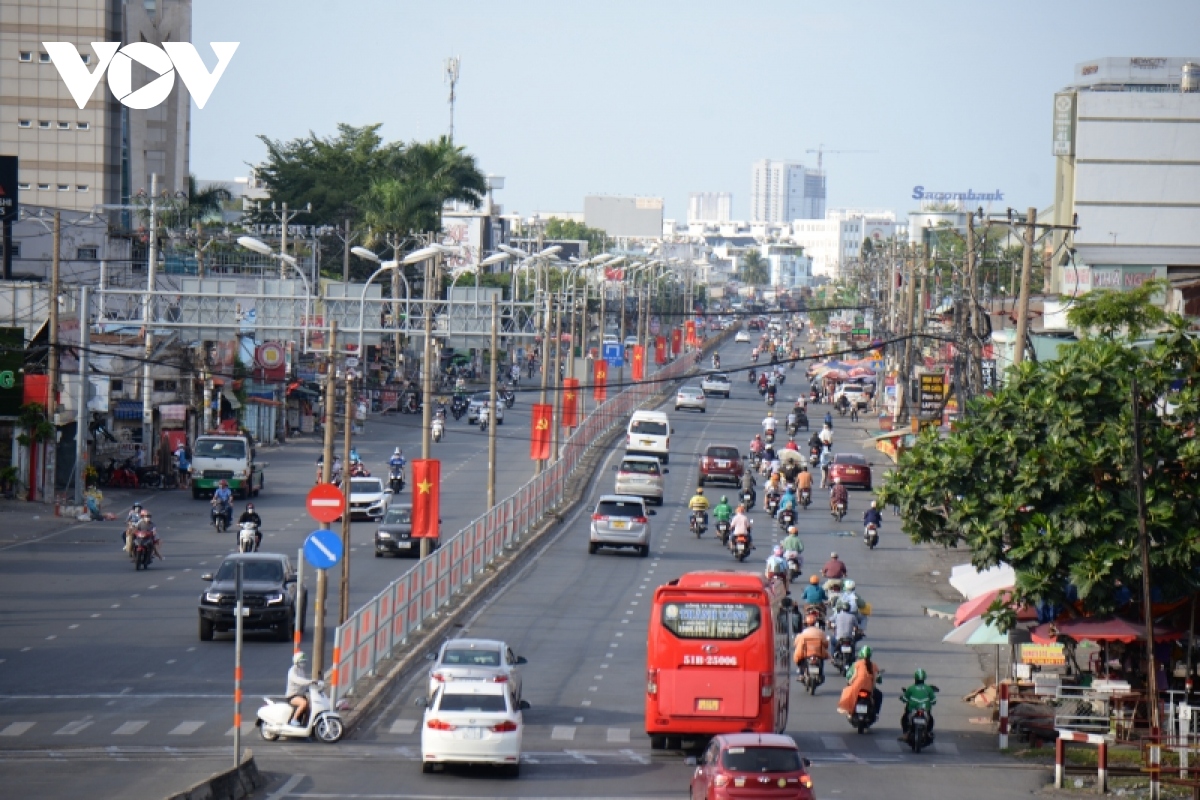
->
621, 747, 650, 764
112, 721, 148, 735
111, 604, 120, 608
820, 735, 846, 750
564, 749, 598, 764
605, 652, 614, 658
551, 726, 576, 741
874, 739, 902, 753
91, 614, 100, 618
148, 585, 158, 590
581, 700, 591, 706
606, 728, 630, 743
264, 773, 305, 800
130, 594, 139, 598
45, 635, 56, 641
600, 663, 609, 668
143, 673, 155, 679
388, 719, 416, 735
574, 716, 584, 724
55, 720, 93, 735
615, 632, 623, 637
166, 660, 176, 665
68, 624, 78, 630
588, 686, 598, 692
0, 722, 34, 736
593, 675, 603, 680
168, 721, 205, 735
225, 722, 254, 736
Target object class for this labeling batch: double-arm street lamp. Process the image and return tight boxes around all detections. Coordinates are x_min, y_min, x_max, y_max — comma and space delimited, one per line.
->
350, 246, 413, 370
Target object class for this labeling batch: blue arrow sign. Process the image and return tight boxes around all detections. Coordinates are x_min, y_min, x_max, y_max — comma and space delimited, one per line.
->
603, 342, 624, 367
304, 529, 343, 570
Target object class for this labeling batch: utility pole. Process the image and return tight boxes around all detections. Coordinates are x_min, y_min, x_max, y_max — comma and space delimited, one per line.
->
419, 252, 438, 558
536, 288, 550, 476
617, 282, 627, 388
142, 174, 158, 476
314, 320, 337, 680
74, 285, 89, 506
339, 373, 353, 624
897, 246, 918, 424
487, 296, 498, 507
1013, 206, 1037, 367
46, 211, 61, 503
551, 299, 564, 461
342, 219, 352, 282
966, 212, 984, 399
1131, 376, 1162, 800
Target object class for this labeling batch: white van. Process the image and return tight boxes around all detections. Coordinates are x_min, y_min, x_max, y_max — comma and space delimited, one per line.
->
626, 410, 672, 463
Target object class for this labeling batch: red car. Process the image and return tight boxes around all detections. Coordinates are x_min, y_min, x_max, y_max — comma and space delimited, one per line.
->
689, 733, 815, 800
699, 444, 743, 486
828, 452, 872, 490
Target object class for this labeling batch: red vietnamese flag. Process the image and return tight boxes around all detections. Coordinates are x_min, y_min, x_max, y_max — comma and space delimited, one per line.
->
631, 345, 645, 381
593, 358, 608, 402
410, 459, 441, 539
562, 378, 580, 428
685, 320, 697, 346
671, 328, 682, 355
655, 336, 666, 365
531, 403, 552, 460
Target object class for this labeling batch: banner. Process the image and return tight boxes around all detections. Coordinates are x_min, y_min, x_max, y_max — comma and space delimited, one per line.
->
671, 328, 682, 356
562, 378, 579, 428
685, 320, 697, 347
531, 403, 552, 460
632, 345, 645, 381
410, 459, 441, 539
655, 336, 666, 365
593, 359, 608, 403
605, 267, 625, 281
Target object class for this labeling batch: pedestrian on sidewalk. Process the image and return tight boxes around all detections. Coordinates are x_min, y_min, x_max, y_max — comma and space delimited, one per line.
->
850, 402, 859, 423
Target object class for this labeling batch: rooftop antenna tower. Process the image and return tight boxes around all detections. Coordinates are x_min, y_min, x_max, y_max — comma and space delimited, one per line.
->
445, 56, 461, 143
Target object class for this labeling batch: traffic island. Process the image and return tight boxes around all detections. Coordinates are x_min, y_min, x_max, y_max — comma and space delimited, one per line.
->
163, 749, 264, 800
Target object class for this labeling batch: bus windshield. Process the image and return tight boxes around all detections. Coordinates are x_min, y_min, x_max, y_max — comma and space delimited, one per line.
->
660, 602, 761, 640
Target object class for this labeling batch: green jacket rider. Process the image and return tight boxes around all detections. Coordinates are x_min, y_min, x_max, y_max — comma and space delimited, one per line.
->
899, 669, 938, 739
712, 497, 734, 523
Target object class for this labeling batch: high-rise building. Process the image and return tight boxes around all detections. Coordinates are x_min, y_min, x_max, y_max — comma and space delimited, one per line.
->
0, 0, 193, 214
750, 159, 825, 223
687, 192, 732, 223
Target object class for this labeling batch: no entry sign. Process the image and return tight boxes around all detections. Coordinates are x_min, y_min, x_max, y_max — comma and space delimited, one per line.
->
306, 482, 345, 523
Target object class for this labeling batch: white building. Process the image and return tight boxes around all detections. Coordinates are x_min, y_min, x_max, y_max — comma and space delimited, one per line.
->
762, 243, 812, 288
750, 160, 824, 223
1050, 56, 1200, 312
687, 192, 732, 223
789, 210, 897, 277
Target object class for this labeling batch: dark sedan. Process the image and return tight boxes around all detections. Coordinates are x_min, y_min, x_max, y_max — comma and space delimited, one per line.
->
374, 504, 439, 557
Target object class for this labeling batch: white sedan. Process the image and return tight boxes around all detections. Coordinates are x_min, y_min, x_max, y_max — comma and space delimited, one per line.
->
735, 330, 751, 343
348, 477, 391, 521
421, 682, 527, 776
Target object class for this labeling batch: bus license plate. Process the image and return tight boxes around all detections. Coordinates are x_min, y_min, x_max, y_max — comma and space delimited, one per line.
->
696, 699, 721, 712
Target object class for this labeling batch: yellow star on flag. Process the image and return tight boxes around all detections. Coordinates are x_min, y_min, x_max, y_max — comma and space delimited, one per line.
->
417, 479, 433, 494
564, 391, 575, 401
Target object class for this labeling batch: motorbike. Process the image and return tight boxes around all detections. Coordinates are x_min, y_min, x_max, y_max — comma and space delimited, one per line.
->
864, 523, 879, 550
239, 522, 259, 553
715, 518, 730, 545
778, 507, 796, 530
764, 428, 775, 445
849, 689, 879, 735
133, 533, 155, 570
388, 463, 406, 492
450, 394, 468, 421
832, 636, 856, 673
478, 407, 490, 433
758, 384, 768, 397
134, 465, 162, 489
832, 500, 847, 523
432, 415, 445, 443
765, 492, 780, 517
256, 680, 344, 744
800, 488, 812, 509
402, 392, 420, 414
731, 531, 752, 562
905, 702, 935, 753
797, 411, 809, 431
747, 369, 756, 383
809, 388, 819, 403
740, 489, 755, 512
800, 656, 824, 696
500, 385, 516, 409
104, 458, 139, 489
766, 393, 776, 407
690, 511, 707, 539
785, 551, 803, 580
212, 500, 232, 533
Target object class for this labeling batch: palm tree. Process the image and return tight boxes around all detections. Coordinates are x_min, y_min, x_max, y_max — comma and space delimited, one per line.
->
740, 249, 770, 285
358, 136, 486, 239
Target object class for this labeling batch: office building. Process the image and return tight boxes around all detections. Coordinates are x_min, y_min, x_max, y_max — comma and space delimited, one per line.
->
584, 195, 663, 239
750, 159, 824, 223
687, 191, 732, 223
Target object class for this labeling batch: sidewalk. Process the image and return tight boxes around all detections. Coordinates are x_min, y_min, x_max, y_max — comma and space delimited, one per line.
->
0, 488, 142, 548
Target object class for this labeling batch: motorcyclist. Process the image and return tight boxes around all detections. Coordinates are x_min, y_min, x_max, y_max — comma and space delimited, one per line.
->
795, 466, 813, 501
287, 652, 314, 727
781, 526, 803, 558
729, 505, 753, 550
801, 575, 827, 606
807, 430, 823, 452
757, 373, 768, 393
793, 615, 830, 681
764, 471, 784, 498
819, 447, 834, 488
783, 436, 799, 452
899, 669, 939, 741
712, 495, 734, 527
124, 502, 143, 551
739, 469, 757, 508
819, 422, 834, 448
211, 480, 234, 526
761, 411, 777, 437
823, 410, 834, 429
763, 445, 781, 476
712, 353, 720, 370
830, 477, 849, 516
863, 501, 883, 537
389, 447, 406, 470
238, 503, 263, 551
840, 646, 884, 720
822, 551, 849, 579
748, 434, 765, 458
133, 510, 163, 561
778, 485, 797, 516
687, 487, 710, 530
765, 545, 789, 591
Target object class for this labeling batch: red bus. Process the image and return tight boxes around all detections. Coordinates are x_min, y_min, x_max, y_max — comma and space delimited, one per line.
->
645, 571, 794, 749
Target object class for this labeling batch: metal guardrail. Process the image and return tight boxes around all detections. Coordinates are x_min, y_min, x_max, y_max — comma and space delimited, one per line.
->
1053, 685, 1113, 735
328, 351, 698, 705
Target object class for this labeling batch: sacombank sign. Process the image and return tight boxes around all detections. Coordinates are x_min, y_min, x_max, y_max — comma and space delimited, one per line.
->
44, 42, 239, 110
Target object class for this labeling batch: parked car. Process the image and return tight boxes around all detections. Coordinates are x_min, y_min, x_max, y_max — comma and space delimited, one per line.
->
827, 453, 872, 489
421, 681, 528, 776
624, 335, 639, 349
833, 382, 870, 408
735, 330, 752, 343
689, 733, 815, 800
675, 385, 707, 413
467, 392, 505, 424
589, 494, 654, 556
613, 455, 668, 505
700, 372, 732, 398
198, 553, 304, 642
374, 503, 440, 556
348, 476, 391, 521
426, 638, 527, 703
699, 444, 744, 486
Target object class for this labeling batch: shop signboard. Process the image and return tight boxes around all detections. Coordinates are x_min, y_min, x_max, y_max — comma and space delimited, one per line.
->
917, 371, 945, 421
1020, 643, 1066, 666
0, 327, 24, 417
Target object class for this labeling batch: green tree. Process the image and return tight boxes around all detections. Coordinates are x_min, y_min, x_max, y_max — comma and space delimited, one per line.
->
878, 317, 1200, 627
740, 249, 770, 285
360, 136, 486, 238
542, 218, 608, 254
1067, 278, 1168, 340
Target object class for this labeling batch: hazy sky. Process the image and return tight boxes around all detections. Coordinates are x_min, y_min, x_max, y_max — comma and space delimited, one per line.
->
191, 1, 1200, 222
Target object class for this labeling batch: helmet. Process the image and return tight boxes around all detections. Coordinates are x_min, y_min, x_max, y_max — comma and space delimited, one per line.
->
787, 526, 798, 535
870, 500, 877, 508
132, 502, 142, 510
831, 551, 838, 558
293, 652, 307, 665
246, 503, 255, 511
859, 646, 872, 660
721, 496, 728, 504
773, 545, 783, 556
393, 447, 402, 456
809, 575, 819, 585
844, 579, 856, 591
767, 411, 774, 417
914, 669, 927, 683
834, 477, 842, 484
695, 487, 704, 494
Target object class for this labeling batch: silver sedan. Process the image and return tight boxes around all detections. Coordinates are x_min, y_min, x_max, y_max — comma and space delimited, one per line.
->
426, 638, 527, 703
675, 385, 707, 413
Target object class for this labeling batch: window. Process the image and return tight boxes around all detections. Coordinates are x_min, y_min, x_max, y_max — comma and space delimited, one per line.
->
57, 184, 69, 192
37, 183, 50, 191
38, 121, 51, 129
76, 185, 88, 192
4, 242, 18, 257
17, 183, 29, 191
77, 246, 98, 260
76, 122, 89, 130
110, 379, 124, 391
18, 120, 31, 128
39, 52, 51, 63
436, 693, 507, 713
58, 122, 70, 130
19, 51, 32, 62
152, 379, 177, 392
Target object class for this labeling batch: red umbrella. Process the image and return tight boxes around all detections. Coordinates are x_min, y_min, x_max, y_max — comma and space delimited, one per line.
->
954, 587, 1037, 626
1031, 616, 1183, 644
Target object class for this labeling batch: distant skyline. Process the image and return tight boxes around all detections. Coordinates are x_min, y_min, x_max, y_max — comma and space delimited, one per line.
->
191, 1, 1200, 225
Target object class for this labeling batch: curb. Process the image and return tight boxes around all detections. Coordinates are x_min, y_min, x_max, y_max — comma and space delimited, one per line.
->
162, 750, 265, 800
337, 331, 732, 734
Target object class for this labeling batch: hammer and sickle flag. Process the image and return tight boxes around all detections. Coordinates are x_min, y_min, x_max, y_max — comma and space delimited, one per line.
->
593, 358, 608, 403
562, 378, 580, 428
632, 345, 645, 381
531, 403, 553, 461
671, 328, 682, 355
655, 335, 667, 365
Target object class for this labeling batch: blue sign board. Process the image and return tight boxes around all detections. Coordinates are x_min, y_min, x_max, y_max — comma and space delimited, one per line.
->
603, 343, 624, 367
304, 529, 343, 570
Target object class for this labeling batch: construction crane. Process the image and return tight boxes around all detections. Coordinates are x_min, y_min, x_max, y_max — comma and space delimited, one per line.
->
805, 145, 876, 174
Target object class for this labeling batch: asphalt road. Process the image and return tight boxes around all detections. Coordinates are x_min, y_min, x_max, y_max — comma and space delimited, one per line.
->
244, 337, 1053, 799
0, 380, 556, 797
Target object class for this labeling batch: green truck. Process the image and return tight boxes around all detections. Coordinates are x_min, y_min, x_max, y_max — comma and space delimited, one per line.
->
190, 433, 266, 499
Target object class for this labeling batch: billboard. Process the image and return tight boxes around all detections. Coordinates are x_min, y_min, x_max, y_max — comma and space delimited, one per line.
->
0, 327, 24, 417
440, 214, 484, 272
584, 196, 663, 238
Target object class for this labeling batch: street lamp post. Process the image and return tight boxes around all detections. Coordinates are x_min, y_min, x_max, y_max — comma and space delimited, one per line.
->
350, 246, 412, 362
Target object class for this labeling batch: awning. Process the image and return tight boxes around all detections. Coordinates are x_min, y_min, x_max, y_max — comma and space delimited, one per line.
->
220, 387, 241, 410
159, 404, 188, 421
114, 400, 142, 420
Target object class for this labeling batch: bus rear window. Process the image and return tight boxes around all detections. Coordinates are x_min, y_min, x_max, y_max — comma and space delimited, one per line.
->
660, 602, 761, 640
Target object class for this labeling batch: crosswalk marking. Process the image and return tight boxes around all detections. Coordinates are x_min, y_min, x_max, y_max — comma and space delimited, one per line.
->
225, 722, 254, 736
0, 722, 35, 736
168, 721, 204, 736
820, 735, 846, 750
54, 720, 93, 735
112, 721, 148, 736
551, 726, 576, 741
606, 728, 630, 743
932, 741, 958, 755
388, 719, 417, 735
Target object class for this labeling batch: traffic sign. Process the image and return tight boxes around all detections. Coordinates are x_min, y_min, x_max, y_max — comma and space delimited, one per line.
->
304, 529, 343, 570
306, 483, 345, 523
603, 342, 624, 367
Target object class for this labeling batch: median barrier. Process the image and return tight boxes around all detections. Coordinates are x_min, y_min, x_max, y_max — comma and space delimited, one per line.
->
162, 749, 263, 800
